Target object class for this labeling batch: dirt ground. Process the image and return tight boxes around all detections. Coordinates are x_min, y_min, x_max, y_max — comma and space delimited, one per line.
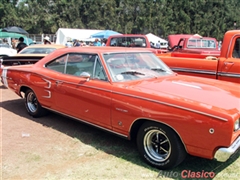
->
1, 83, 239, 180
0, 84, 161, 180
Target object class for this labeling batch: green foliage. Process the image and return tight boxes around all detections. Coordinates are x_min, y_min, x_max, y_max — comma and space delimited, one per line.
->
0, 0, 239, 40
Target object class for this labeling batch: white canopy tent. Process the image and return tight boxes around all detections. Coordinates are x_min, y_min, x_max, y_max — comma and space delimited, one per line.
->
55, 28, 103, 45
146, 33, 168, 48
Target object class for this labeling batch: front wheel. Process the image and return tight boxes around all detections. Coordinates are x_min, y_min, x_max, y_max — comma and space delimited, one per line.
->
25, 89, 47, 117
137, 122, 187, 169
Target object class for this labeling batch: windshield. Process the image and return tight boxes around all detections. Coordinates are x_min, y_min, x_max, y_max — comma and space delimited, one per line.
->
19, 47, 56, 54
110, 37, 147, 48
103, 52, 173, 82
187, 38, 216, 49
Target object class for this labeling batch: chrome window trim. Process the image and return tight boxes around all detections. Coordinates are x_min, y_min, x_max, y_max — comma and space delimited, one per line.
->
171, 67, 217, 75
226, 34, 240, 58
217, 72, 240, 78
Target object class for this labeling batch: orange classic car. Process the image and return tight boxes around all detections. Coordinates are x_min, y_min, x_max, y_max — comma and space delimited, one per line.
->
1, 47, 240, 169
158, 30, 240, 84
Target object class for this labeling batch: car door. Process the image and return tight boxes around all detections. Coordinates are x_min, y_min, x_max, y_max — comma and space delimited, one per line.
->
218, 38, 240, 83
46, 53, 112, 129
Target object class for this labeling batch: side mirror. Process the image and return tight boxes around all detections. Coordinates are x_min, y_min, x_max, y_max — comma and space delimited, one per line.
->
80, 72, 91, 81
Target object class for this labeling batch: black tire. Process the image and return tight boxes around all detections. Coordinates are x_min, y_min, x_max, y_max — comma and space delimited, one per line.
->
137, 122, 187, 169
25, 89, 47, 117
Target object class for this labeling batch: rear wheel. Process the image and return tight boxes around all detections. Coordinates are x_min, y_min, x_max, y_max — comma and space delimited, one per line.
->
137, 122, 187, 169
25, 89, 47, 117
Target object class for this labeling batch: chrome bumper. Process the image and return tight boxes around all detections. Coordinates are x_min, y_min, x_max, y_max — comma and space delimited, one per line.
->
214, 136, 240, 162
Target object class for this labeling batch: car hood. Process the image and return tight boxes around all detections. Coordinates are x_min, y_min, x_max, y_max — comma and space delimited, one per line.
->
127, 75, 240, 117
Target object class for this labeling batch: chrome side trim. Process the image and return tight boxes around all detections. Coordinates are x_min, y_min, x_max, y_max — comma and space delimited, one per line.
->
218, 72, 240, 78
42, 106, 128, 138
113, 91, 228, 122
214, 136, 240, 162
171, 67, 217, 75
42, 90, 51, 98
2, 68, 9, 88
42, 78, 52, 88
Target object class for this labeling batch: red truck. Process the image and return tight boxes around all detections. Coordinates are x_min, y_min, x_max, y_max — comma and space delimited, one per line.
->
158, 30, 240, 83
165, 34, 220, 58
105, 34, 168, 54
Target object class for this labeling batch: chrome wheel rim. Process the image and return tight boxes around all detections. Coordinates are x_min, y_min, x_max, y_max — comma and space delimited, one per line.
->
26, 92, 38, 113
143, 129, 171, 162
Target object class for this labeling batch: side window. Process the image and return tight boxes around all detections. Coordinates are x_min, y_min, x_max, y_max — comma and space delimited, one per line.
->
45, 53, 108, 81
66, 53, 95, 76
93, 58, 108, 81
232, 38, 240, 58
46, 55, 67, 73
110, 38, 117, 46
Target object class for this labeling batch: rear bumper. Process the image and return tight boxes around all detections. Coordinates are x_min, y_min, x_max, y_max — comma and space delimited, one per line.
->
214, 136, 240, 162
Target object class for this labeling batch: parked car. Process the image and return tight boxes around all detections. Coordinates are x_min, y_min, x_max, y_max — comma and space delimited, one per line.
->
17, 44, 66, 56
1, 44, 65, 66
0, 47, 239, 169
106, 34, 168, 53
29, 41, 43, 46
0, 43, 17, 58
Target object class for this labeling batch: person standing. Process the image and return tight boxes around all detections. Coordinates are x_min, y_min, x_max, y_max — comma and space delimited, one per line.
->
93, 39, 101, 46
16, 37, 27, 53
218, 41, 222, 50
11, 38, 17, 49
43, 36, 51, 44
155, 40, 161, 49
73, 39, 80, 47
101, 38, 107, 46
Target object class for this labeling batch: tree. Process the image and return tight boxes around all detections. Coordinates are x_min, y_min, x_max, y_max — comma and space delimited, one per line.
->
0, 0, 239, 40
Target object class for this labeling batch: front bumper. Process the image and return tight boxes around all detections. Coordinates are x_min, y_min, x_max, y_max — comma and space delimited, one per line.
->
214, 136, 240, 162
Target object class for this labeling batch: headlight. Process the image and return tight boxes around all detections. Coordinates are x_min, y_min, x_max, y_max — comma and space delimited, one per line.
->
234, 118, 240, 131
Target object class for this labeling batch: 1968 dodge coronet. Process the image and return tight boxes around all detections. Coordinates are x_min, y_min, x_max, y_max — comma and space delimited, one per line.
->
1, 47, 240, 169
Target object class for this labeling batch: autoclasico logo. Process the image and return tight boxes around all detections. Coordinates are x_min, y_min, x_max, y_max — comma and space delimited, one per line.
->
157, 170, 215, 179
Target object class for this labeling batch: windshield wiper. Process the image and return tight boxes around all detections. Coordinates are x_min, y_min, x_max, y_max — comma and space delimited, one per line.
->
150, 67, 166, 72
121, 70, 145, 75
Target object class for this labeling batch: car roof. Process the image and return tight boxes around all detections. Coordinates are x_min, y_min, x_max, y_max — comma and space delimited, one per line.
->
25, 44, 66, 48
108, 34, 146, 38
35, 46, 153, 67
55, 46, 152, 54
16, 44, 66, 56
